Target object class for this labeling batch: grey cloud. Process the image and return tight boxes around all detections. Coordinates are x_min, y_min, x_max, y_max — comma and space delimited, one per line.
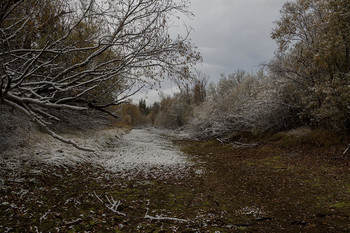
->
134, 0, 288, 104
183, 0, 288, 80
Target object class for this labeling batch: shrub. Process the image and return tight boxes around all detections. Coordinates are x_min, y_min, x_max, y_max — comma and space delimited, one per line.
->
188, 70, 299, 139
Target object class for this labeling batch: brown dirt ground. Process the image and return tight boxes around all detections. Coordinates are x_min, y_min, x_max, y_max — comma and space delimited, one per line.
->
1, 134, 349, 232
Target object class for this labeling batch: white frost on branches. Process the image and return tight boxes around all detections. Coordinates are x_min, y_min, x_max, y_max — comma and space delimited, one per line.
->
188, 70, 296, 139
0, 0, 200, 149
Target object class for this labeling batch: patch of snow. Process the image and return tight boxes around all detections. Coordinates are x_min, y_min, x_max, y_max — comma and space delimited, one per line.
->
195, 169, 204, 175
150, 127, 191, 140
99, 129, 191, 178
237, 207, 267, 218
1, 128, 125, 168
1, 127, 192, 179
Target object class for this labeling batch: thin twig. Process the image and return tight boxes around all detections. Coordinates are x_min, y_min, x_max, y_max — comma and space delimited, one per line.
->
343, 144, 350, 156
144, 209, 188, 222
231, 141, 258, 148
93, 191, 126, 216
144, 201, 187, 223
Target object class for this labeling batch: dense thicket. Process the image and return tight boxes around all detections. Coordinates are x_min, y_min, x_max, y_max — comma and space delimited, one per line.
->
268, 0, 350, 133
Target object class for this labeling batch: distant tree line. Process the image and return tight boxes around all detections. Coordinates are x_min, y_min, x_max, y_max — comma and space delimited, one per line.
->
151, 0, 350, 139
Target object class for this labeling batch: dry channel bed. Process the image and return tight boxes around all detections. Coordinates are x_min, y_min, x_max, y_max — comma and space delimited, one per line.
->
1, 130, 350, 232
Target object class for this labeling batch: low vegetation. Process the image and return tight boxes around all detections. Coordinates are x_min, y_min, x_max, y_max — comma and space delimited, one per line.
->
1, 131, 349, 232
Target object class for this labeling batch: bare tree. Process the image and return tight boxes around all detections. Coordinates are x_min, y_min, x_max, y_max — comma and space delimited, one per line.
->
0, 0, 201, 149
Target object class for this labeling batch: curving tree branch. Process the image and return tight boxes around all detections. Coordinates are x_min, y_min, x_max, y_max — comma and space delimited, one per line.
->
0, 0, 201, 150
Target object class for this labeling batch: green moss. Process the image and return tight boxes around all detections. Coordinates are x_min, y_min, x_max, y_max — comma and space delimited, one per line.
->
200, 140, 219, 148
88, 220, 97, 226
331, 202, 350, 208
345, 184, 350, 194
257, 145, 279, 154
317, 196, 327, 200
259, 155, 286, 170
275, 130, 346, 148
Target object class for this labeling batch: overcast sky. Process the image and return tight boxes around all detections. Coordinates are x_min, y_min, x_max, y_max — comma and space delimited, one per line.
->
132, 0, 288, 105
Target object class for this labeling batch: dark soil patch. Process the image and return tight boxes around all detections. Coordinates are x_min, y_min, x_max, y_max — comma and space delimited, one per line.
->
175, 139, 350, 232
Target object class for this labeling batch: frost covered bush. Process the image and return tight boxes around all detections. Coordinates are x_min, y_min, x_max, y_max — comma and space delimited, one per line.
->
155, 76, 207, 129
188, 70, 298, 139
155, 92, 193, 129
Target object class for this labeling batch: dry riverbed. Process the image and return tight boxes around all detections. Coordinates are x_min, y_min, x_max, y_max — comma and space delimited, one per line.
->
1, 128, 350, 232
